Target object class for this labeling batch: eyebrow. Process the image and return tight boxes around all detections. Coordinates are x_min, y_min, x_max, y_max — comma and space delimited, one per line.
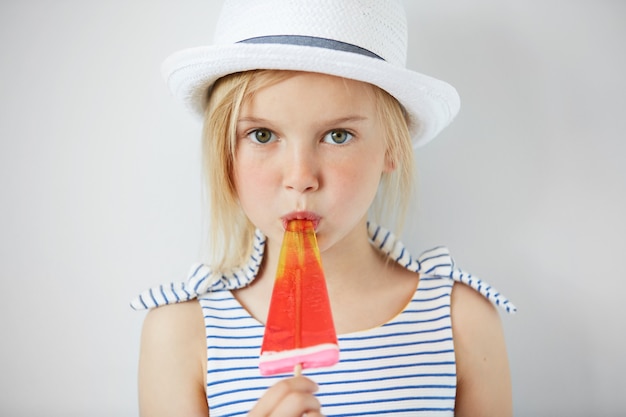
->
237, 115, 369, 125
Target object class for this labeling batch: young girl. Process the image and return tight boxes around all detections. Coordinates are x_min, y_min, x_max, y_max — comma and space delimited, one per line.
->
132, 1, 516, 416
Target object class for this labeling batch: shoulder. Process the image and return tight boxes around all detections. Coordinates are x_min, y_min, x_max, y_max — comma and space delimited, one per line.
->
451, 280, 502, 334
451, 282, 513, 416
139, 301, 208, 416
140, 300, 207, 353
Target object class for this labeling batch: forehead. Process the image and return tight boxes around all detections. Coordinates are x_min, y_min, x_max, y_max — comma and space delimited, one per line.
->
241, 71, 377, 117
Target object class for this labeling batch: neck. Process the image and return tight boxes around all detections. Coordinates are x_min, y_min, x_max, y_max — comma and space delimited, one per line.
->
322, 230, 387, 287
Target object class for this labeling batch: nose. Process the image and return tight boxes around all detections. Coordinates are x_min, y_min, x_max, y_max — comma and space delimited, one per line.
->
282, 143, 320, 193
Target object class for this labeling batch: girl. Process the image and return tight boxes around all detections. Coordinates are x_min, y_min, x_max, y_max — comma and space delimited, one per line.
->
132, 1, 516, 416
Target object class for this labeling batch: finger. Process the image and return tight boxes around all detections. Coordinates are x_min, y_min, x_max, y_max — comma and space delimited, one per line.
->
302, 412, 324, 417
248, 377, 318, 416
271, 391, 321, 417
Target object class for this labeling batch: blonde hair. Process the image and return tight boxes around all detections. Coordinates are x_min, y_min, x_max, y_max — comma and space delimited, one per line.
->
202, 70, 414, 271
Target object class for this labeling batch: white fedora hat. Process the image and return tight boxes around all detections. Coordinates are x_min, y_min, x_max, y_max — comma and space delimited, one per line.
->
162, 0, 460, 148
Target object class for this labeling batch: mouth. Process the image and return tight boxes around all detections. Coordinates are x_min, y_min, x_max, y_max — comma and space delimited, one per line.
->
281, 211, 321, 231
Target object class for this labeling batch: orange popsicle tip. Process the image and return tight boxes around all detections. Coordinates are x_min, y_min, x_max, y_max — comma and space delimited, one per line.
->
282, 213, 320, 232
286, 219, 311, 232
260, 219, 339, 376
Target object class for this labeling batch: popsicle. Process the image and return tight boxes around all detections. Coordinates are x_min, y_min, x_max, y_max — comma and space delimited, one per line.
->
259, 219, 339, 376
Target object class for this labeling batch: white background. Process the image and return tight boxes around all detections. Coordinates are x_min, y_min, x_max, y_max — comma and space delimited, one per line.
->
1, 1, 624, 416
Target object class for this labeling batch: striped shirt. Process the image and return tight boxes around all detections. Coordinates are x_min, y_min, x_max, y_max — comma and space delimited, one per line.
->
131, 223, 516, 416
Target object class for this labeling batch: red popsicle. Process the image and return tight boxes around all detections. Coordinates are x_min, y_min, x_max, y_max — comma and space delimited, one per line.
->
259, 219, 339, 376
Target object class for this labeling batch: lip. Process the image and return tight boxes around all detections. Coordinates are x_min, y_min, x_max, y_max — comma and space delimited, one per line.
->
281, 211, 321, 231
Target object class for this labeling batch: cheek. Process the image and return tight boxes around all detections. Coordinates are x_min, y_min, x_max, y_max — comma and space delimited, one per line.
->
233, 157, 275, 204
234, 166, 254, 203
329, 153, 384, 200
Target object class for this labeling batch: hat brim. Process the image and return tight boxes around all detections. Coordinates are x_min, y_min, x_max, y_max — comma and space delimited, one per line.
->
162, 43, 460, 148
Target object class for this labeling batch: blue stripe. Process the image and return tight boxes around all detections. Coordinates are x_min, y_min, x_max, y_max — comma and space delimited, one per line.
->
205, 324, 263, 331
137, 294, 148, 309
190, 264, 203, 278
378, 230, 390, 249
200, 295, 235, 303
238, 35, 385, 60
210, 397, 263, 411
321, 396, 455, 406
218, 411, 254, 417
415, 259, 422, 272
338, 349, 455, 364
207, 334, 261, 341
424, 262, 451, 274
316, 373, 455, 388
207, 373, 273, 387
331, 408, 455, 416
159, 285, 169, 305
312, 362, 456, 379
318, 384, 456, 396
207, 354, 260, 362
419, 276, 452, 282
193, 272, 210, 292
169, 283, 180, 302
205, 365, 262, 375
340, 326, 451, 342
417, 283, 453, 292
371, 225, 381, 241
148, 288, 158, 306
341, 337, 453, 353
207, 344, 262, 350
211, 379, 276, 400
203, 314, 254, 321
420, 251, 449, 263
180, 284, 191, 299
412, 292, 450, 303
381, 315, 450, 329
202, 305, 245, 312
232, 272, 242, 287
403, 303, 449, 314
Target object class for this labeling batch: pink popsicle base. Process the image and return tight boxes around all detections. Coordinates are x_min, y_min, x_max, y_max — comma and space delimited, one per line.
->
259, 343, 340, 376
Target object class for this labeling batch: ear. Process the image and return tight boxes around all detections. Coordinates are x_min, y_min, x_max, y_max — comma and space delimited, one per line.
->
383, 151, 396, 173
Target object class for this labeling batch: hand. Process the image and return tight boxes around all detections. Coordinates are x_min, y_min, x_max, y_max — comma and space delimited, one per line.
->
248, 376, 323, 417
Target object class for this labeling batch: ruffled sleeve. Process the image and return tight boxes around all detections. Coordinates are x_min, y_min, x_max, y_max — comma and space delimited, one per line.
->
367, 222, 516, 314
130, 229, 266, 310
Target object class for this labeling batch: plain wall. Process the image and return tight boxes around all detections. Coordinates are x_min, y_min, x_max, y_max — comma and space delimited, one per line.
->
1, 1, 624, 416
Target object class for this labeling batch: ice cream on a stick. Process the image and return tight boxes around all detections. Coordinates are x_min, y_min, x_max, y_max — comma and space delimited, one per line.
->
259, 219, 339, 376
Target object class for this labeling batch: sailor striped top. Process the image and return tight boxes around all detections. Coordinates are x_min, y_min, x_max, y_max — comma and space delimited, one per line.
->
131, 223, 516, 416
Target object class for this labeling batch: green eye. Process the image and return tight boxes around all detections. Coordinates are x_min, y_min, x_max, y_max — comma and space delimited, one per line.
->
249, 128, 275, 144
324, 129, 353, 144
